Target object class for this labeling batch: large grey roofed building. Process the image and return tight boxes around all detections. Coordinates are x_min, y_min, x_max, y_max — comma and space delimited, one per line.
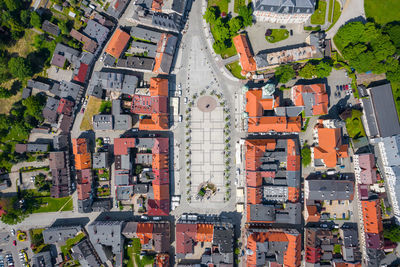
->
87, 221, 124, 267
93, 152, 109, 169
306, 179, 354, 200
71, 239, 102, 267
129, 41, 157, 58
32, 251, 53, 267
88, 71, 138, 97
27, 80, 51, 91
367, 83, 400, 138
130, 26, 162, 43
116, 56, 155, 71
255, 0, 315, 14
83, 19, 110, 46
43, 226, 82, 244
106, 0, 130, 18
93, 114, 113, 130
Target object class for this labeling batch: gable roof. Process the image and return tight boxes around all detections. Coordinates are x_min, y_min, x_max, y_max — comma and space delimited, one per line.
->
291, 84, 328, 116
105, 28, 130, 58
233, 34, 256, 73
314, 126, 348, 168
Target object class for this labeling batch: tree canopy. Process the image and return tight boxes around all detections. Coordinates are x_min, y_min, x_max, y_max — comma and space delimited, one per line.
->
238, 4, 253, 27
274, 64, 295, 84
8, 57, 32, 79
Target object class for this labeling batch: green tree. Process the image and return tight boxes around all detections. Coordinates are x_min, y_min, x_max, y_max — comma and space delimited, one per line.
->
22, 94, 46, 122
203, 6, 218, 24
387, 67, 400, 83
384, 224, 400, 242
213, 18, 230, 41
4, 0, 22, 11
238, 4, 253, 27
8, 57, 32, 79
316, 61, 332, 78
384, 23, 400, 52
0, 87, 12, 98
228, 17, 243, 35
333, 21, 365, 50
213, 40, 227, 54
299, 63, 317, 79
20, 10, 31, 27
274, 64, 295, 84
34, 174, 51, 192
30, 11, 42, 29
301, 145, 311, 167
58, 20, 70, 35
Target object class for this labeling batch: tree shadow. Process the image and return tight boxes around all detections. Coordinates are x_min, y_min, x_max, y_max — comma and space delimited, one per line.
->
10, 80, 22, 95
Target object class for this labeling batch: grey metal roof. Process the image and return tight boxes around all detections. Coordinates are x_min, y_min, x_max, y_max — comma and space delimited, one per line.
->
59, 81, 82, 101
32, 251, 53, 267
78, 198, 93, 213
42, 20, 60, 36
116, 185, 134, 200
136, 138, 155, 148
91, 199, 112, 212
54, 43, 80, 62
369, 83, 400, 138
112, 100, 121, 116
53, 134, 69, 151
134, 184, 149, 194
114, 114, 132, 130
93, 114, 113, 131
171, 0, 187, 14
106, 0, 129, 18
116, 56, 155, 71
27, 143, 48, 153
28, 80, 51, 91
129, 41, 157, 58
43, 226, 82, 244
87, 221, 124, 260
361, 97, 379, 137
83, 19, 110, 45
255, 0, 315, 14
380, 135, 400, 166
88, 72, 138, 97
22, 88, 32, 99
93, 152, 108, 169
122, 75, 138, 95
306, 179, 354, 200
130, 26, 162, 43
71, 239, 102, 267
116, 173, 130, 186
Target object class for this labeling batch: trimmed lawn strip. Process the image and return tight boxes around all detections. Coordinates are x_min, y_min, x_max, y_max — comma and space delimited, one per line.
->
345, 110, 366, 139
391, 82, 400, 122
234, 0, 245, 13
61, 232, 85, 263
327, 0, 341, 31
80, 96, 102, 131
310, 0, 327, 25
364, 0, 400, 25
33, 196, 73, 213
266, 29, 289, 43
207, 0, 229, 13
225, 61, 246, 79
328, 0, 333, 22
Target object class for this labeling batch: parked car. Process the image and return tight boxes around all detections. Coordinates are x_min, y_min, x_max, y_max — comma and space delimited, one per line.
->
11, 229, 15, 236
13, 240, 16, 246
178, 115, 183, 122
81, 108, 85, 113
184, 97, 188, 104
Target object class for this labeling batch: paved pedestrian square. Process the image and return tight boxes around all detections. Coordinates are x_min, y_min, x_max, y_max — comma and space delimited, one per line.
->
190, 96, 226, 204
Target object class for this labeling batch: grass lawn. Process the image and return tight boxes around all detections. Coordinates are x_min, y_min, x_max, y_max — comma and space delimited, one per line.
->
6, 30, 38, 57
80, 96, 102, 131
310, 0, 327, 25
345, 110, 366, 139
207, 0, 229, 13
266, 29, 289, 43
365, 0, 400, 25
327, 0, 341, 31
334, 244, 341, 254
391, 82, 400, 122
225, 61, 246, 79
301, 145, 311, 167
33, 196, 73, 213
61, 232, 85, 260
125, 238, 154, 267
234, 0, 245, 13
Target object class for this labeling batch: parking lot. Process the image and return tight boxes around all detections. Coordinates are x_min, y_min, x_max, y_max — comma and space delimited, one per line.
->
0, 230, 32, 267
19, 170, 49, 191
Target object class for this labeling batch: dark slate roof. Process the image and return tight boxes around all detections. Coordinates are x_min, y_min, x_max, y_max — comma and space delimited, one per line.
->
83, 19, 110, 46
369, 83, 400, 138
59, 114, 74, 133
42, 20, 60, 36
116, 56, 155, 71
91, 199, 112, 212
53, 134, 69, 151
130, 26, 162, 43
43, 226, 82, 244
213, 226, 234, 253
32, 251, 53, 267
171, 0, 187, 14
255, 0, 315, 14
78, 198, 93, 213
106, 0, 130, 18
22, 88, 32, 99
306, 179, 354, 200
71, 239, 102, 267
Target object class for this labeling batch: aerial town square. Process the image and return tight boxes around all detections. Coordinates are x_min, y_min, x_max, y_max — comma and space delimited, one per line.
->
0, 0, 400, 266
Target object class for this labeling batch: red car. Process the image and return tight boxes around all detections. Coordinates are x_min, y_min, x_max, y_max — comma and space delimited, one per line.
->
13, 240, 16, 246
345, 84, 349, 90
81, 108, 85, 113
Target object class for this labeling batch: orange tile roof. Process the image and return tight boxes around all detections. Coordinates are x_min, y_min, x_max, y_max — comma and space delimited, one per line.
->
246, 172, 262, 187
72, 138, 88, 155
291, 84, 328, 116
196, 223, 214, 242
247, 187, 262, 205
75, 153, 92, 170
139, 113, 169, 131
245, 90, 278, 117
149, 78, 168, 97
247, 231, 301, 267
114, 138, 136, 155
361, 199, 383, 234
136, 223, 154, 245
287, 187, 299, 203
248, 116, 302, 133
153, 183, 169, 200
151, 0, 163, 11
306, 205, 321, 222
233, 34, 256, 73
152, 153, 169, 170
314, 127, 349, 168
105, 28, 130, 59
154, 254, 169, 267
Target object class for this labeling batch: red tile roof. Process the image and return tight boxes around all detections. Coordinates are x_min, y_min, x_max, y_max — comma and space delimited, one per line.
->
77, 183, 91, 200
57, 98, 74, 116
73, 63, 89, 83
314, 126, 348, 168
114, 138, 136, 155
176, 223, 197, 254
291, 84, 328, 116
233, 34, 256, 73
248, 116, 302, 133
105, 28, 130, 58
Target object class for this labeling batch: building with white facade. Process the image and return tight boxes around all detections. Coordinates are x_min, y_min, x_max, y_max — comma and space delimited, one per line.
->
254, 0, 315, 24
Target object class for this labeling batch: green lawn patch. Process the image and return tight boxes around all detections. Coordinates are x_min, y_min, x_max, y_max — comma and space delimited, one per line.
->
334, 244, 341, 254
207, 0, 229, 13
209, 25, 237, 59
234, 0, 246, 13
266, 29, 289, 43
304, 25, 321, 31
61, 232, 85, 261
327, 0, 341, 31
365, 0, 400, 25
392, 82, 400, 122
345, 109, 366, 139
310, 0, 327, 25
225, 61, 246, 79
33, 196, 73, 213
124, 238, 154, 267
328, 0, 333, 22
301, 145, 311, 167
